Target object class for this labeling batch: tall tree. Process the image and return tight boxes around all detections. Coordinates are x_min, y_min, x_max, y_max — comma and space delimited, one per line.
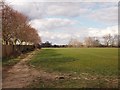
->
68, 38, 82, 48
110, 34, 118, 47
84, 37, 93, 47
2, 2, 41, 45
103, 34, 112, 47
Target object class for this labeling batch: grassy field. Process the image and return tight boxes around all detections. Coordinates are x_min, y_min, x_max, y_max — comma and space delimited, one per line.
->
3, 54, 28, 67
29, 48, 118, 88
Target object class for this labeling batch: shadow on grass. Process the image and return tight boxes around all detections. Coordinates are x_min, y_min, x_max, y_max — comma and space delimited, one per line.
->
29, 49, 78, 67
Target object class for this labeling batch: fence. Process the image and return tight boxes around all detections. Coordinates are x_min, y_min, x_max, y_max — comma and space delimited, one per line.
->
2, 45, 36, 58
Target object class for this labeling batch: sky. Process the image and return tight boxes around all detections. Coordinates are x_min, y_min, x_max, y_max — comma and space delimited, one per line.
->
6, 0, 118, 45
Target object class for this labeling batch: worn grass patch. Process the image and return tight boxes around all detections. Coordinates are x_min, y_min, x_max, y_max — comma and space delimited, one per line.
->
3, 53, 29, 67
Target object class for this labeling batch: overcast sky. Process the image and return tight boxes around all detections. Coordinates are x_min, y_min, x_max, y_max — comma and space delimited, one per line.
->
6, 0, 118, 45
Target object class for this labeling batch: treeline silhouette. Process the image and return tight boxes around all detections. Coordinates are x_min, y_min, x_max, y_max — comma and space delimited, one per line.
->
41, 40, 119, 48
41, 41, 68, 48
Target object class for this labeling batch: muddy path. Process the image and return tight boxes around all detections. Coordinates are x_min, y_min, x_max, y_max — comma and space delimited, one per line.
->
2, 50, 59, 88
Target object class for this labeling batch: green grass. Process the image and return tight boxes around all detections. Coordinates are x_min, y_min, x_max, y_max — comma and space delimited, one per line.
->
28, 48, 118, 88
3, 53, 29, 67
29, 48, 118, 76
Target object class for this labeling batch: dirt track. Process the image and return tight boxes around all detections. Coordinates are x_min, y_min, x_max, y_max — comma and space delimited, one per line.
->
2, 50, 58, 88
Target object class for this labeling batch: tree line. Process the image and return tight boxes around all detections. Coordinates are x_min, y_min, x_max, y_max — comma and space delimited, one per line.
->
1, 2, 41, 45
41, 34, 119, 48
41, 41, 68, 48
68, 34, 120, 48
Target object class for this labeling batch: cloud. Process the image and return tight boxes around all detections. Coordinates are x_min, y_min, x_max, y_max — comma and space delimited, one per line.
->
6, 0, 119, 3
39, 31, 71, 39
7, 2, 118, 25
29, 18, 77, 30
7, 2, 46, 20
88, 6, 118, 24
45, 2, 118, 24
38, 31, 71, 44
7, 2, 90, 19
46, 2, 90, 17
88, 25, 118, 37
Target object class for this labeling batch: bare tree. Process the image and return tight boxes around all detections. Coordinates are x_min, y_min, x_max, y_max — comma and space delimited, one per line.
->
84, 37, 93, 47
68, 38, 82, 48
2, 4, 14, 44
93, 39, 100, 47
113, 34, 120, 47
2, 2, 41, 45
110, 34, 118, 47
84, 37, 100, 47
103, 34, 112, 47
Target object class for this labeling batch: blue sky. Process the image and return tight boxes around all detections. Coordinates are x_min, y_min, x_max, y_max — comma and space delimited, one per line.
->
6, 0, 118, 44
